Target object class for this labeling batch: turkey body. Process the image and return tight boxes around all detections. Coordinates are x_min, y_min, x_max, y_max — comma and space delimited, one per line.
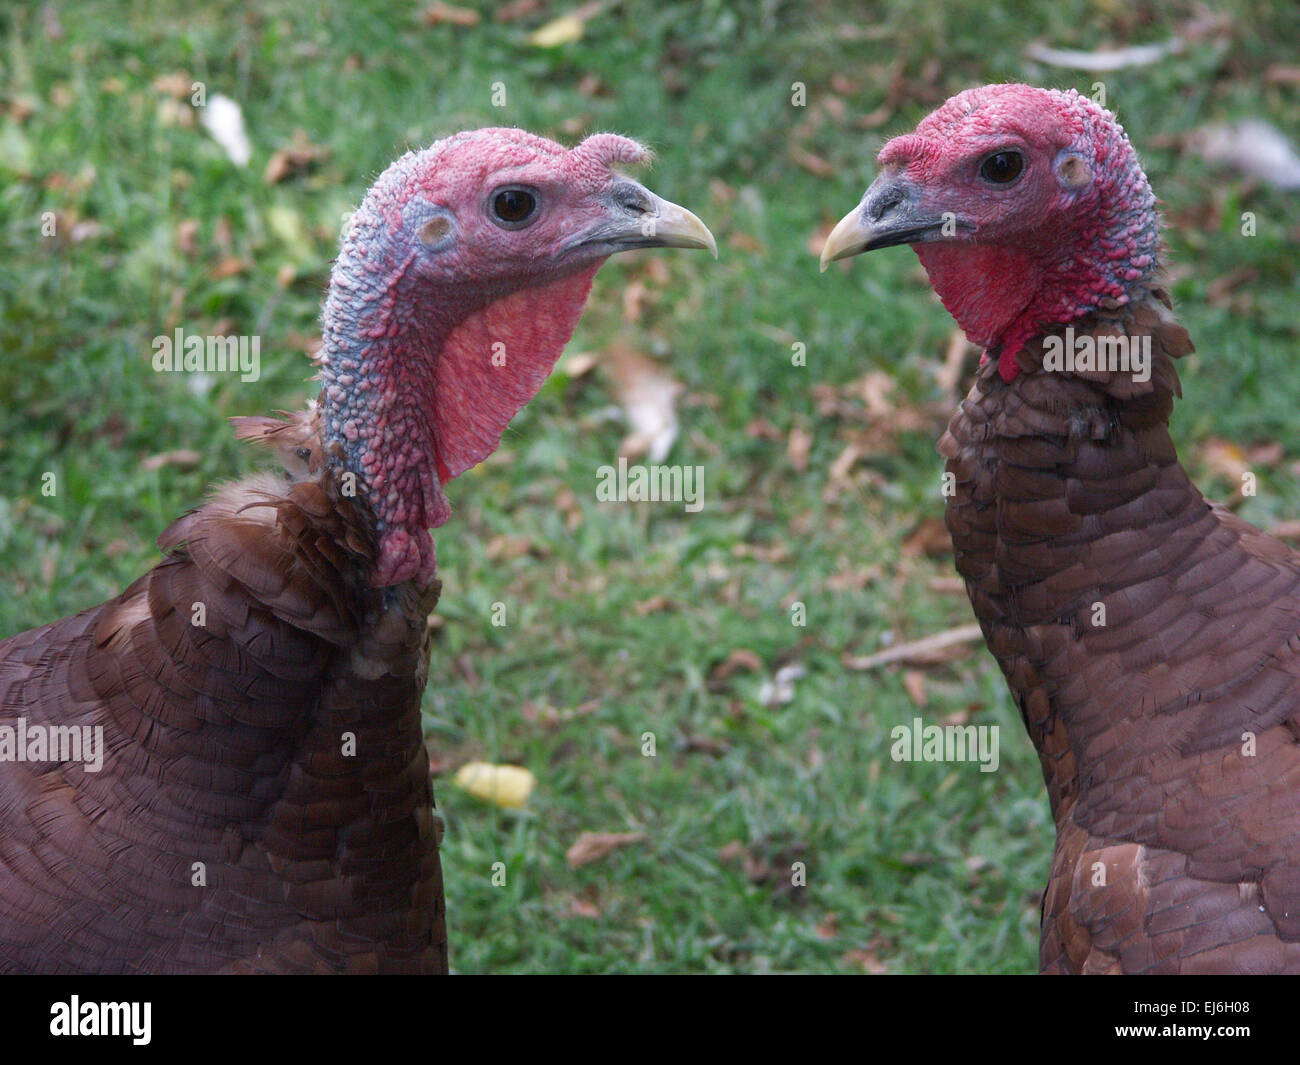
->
0, 443, 447, 974
941, 292, 1300, 973
0, 125, 716, 974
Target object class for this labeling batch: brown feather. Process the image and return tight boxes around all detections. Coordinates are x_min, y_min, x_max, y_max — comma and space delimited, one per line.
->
945, 290, 1300, 973
0, 418, 447, 974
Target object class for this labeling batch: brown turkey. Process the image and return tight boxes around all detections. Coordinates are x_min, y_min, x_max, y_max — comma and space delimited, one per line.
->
0, 129, 714, 974
822, 84, 1300, 974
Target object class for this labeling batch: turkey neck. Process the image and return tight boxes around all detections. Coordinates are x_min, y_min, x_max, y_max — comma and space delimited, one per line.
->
938, 288, 1207, 815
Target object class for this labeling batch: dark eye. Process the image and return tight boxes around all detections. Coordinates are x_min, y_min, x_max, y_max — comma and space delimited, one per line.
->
491, 187, 538, 228
980, 151, 1023, 184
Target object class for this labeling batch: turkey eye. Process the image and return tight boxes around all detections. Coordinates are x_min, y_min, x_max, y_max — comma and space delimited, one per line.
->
980, 151, 1023, 184
491, 187, 538, 228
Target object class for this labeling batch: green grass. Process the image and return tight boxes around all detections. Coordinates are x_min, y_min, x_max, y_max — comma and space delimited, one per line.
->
1, 0, 1297, 973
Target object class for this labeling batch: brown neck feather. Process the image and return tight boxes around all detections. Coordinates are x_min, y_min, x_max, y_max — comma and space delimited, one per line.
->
940, 288, 1208, 814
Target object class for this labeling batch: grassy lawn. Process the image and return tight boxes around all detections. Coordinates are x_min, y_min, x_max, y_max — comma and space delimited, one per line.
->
1, 0, 1297, 973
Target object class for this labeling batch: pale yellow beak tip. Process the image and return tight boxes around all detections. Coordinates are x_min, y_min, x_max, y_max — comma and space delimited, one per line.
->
652, 198, 718, 259
819, 207, 867, 273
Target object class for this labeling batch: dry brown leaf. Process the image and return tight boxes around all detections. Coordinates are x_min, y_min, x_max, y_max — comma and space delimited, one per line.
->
601, 342, 682, 462
176, 219, 199, 257
560, 351, 598, 379
788, 146, 836, 178
1266, 64, 1300, 87
727, 231, 765, 254
1198, 438, 1248, 482
566, 831, 646, 868
634, 594, 674, 616
927, 575, 966, 596
731, 541, 789, 563
683, 734, 731, 756
556, 483, 584, 532
827, 443, 861, 483
825, 563, 883, 591
787, 426, 812, 473
420, 1, 481, 26
744, 418, 783, 441
1205, 266, 1258, 309
151, 72, 193, 99
902, 670, 927, 708
264, 131, 329, 184
485, 533, 549, 561
576, 74, 607, 97
902, 517, 952, 558
710, 649, 763, 683
843, 948, 889, 974
621, 279, 648, 324
495, 0, 542, 20
210, 256, 248, 280
140, 449, 202, 472
568, 896, 602, 918
942, 706, 972, 728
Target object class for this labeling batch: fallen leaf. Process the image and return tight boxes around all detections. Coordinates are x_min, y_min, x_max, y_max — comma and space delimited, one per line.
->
559, 351, 598, 378
528, 13, 586, 47
602, 343, 683, 462
568, 896, 602, 918
902, 517, 952, 558
634, 594, 674, 616
454, 762, 536, 809
152, 72, 194, 99
827, 443, 861, 483
495, 0, 542, 20
1198, 438, 1248, 482
420, 1, 481, 26
140, 449, 202, 472
902, 670, 927, 708
710, 649, 764, 683
1189, 119, 1300, 190
199, 94, 251, 167
758, 663, 805, 707
788, 146, 836, 178
787, 426, 812, 472
842, 948, 889, 974
209, 256, 248, 280
264, 131, 329, 184
485, 533, 548, 561
744, 418, 783, 441
566, 831, 646, 868
683, 734, 731, 756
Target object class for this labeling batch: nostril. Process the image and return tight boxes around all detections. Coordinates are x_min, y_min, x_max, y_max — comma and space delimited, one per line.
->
868, 186, 904, 222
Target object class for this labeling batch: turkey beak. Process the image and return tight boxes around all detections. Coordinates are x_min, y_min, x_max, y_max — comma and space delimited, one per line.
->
578, 181, 718, 258
820, 173, 967, 270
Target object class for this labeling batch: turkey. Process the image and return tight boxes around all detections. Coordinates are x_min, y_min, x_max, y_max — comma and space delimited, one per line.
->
0, 128, 714, 974
821, 84, 1300, 974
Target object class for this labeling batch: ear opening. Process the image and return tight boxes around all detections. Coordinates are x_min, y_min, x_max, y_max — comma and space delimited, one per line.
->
1056, 152, 1093, 190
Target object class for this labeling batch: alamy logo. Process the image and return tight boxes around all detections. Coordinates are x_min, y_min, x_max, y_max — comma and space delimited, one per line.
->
0, 718, 104, 772
1042, 325, 1150, 383
595, 456, 704, 513
50, 997, 151, 1045
890, 717, 1000, 773
152, 327, 261, 382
